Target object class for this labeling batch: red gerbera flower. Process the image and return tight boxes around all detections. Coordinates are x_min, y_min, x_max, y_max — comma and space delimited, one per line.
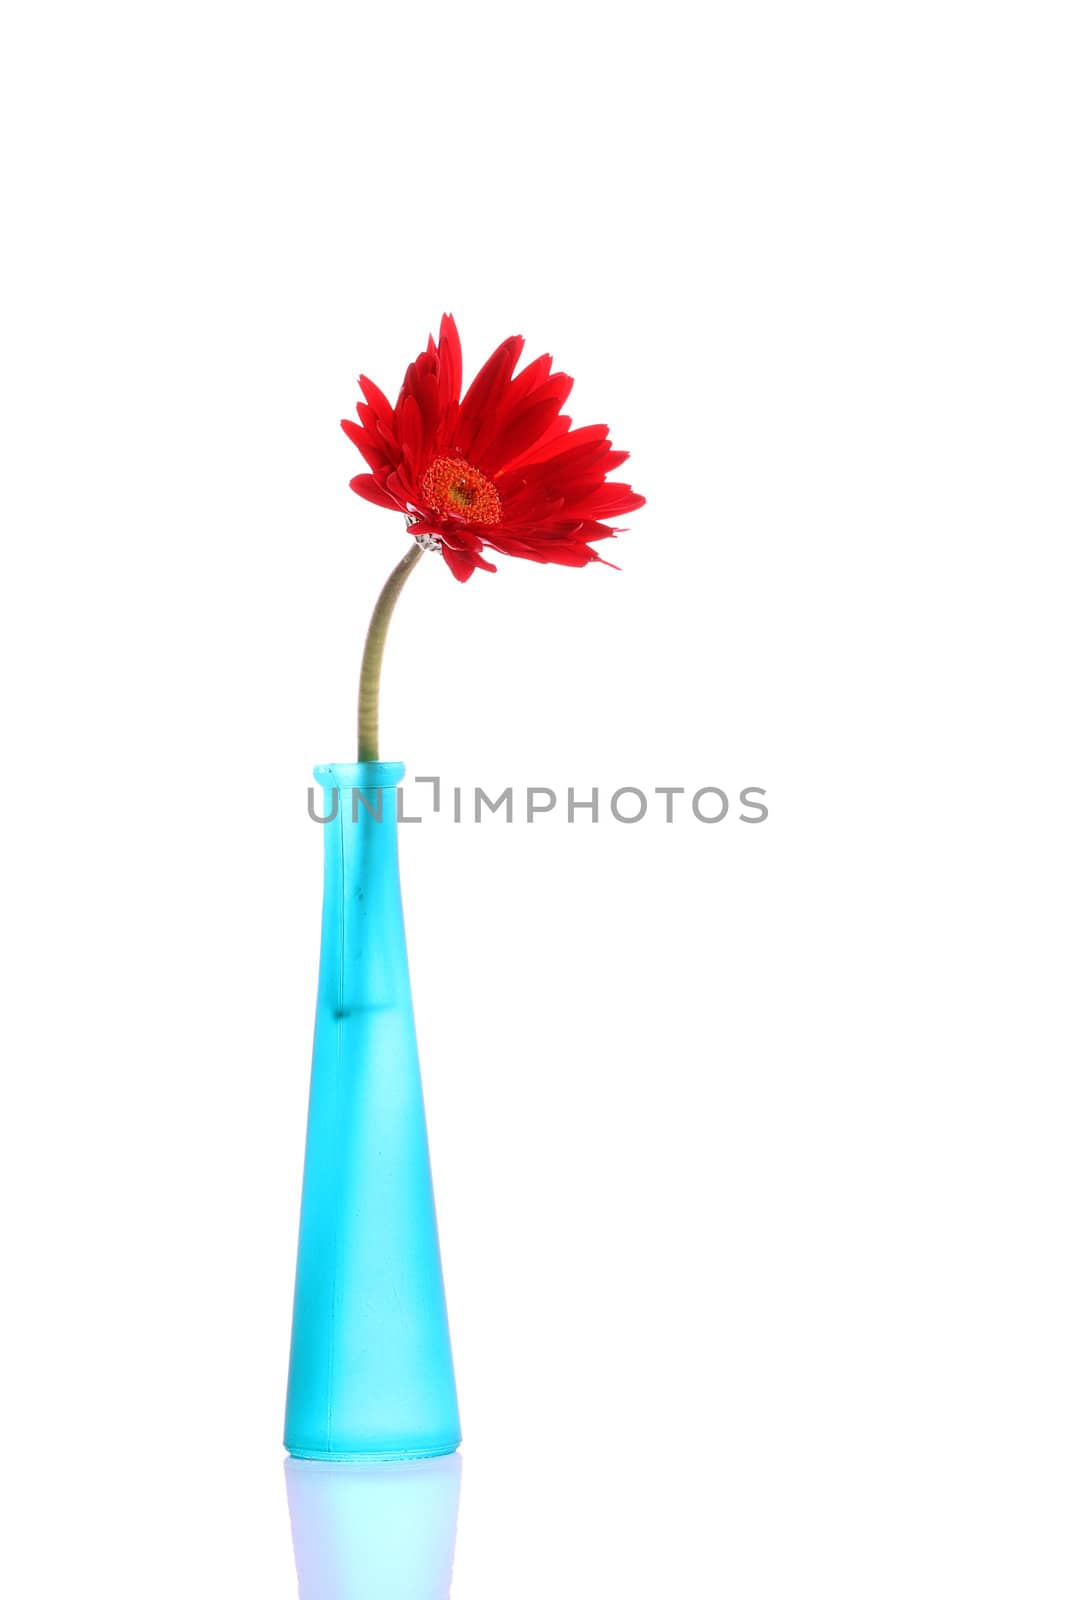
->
341, 315, 645, 583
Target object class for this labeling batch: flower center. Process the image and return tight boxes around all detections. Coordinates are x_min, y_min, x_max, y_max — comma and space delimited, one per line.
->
422, 456, 502, 525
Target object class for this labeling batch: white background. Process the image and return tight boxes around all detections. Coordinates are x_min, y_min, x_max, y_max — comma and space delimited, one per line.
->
2, 1, 1065, 1594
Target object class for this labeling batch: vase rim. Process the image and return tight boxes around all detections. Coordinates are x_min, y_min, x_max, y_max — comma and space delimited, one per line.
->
313, 760, 406, 789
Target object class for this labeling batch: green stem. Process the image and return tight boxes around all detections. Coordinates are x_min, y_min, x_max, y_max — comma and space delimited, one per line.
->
357, 543, 425, 762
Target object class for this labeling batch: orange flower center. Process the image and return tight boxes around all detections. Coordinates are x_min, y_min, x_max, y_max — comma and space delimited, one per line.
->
422, 456, 502, 525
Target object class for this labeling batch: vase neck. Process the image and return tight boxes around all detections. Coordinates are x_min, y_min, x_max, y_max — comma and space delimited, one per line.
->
313, 760, 405, 789
311, 760, 406, 833
315, 762, 409, 1015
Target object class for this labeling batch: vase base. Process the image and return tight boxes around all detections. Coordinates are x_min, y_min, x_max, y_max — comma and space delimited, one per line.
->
285, 1441, 461, 1465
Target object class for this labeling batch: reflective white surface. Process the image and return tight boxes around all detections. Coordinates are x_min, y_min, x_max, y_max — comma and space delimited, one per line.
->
286, 1454, 462, 1599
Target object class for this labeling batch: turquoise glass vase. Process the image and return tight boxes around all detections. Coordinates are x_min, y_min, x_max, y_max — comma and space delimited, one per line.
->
284, 761, 461, 1462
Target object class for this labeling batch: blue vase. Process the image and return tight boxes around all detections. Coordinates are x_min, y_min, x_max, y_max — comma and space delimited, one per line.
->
285, 761, 461, 1462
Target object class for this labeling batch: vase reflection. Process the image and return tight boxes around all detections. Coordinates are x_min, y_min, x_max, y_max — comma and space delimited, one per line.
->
285, 1452, 462, 1600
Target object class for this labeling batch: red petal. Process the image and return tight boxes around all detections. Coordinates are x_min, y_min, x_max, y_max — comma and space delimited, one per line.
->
564, 485, 646, 518
341, 418, 389, 470
350, 474, 402, 510
576, 520, 624, 542
478, 398, 569, 476
518, 422, 610, 469
506, 352, 553, 405
398, 392, 425, 469
355, 401, 396, 453
440, 545, 476, 581
358, 374, 395, 425
438, 313, 462, 406
455, 335, 524, 455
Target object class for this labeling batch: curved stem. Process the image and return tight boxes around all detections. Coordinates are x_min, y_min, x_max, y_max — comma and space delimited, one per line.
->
357, 543, 424, 762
